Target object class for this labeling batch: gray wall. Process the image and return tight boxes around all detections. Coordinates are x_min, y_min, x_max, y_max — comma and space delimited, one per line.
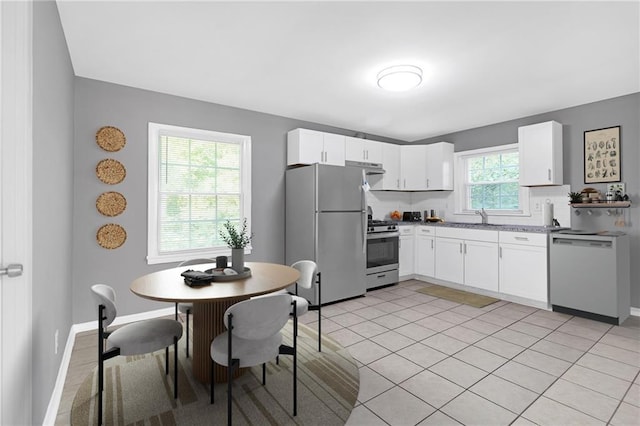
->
32, 0, 75, 423
71, 78, 402, 323
417, 93, 640, 308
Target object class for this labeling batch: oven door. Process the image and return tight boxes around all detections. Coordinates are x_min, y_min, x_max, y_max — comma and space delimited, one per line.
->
366, 232, 399, 274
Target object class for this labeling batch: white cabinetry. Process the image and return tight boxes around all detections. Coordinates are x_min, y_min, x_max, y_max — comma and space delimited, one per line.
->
287, 128, 345, 166
399, 226, 415, 277
415, 226, 436, 277
425, 142, 454, 190
499, 231, 548, 303
518, 121, 563, 186
400, 145, 427, 190
345, 137, 383, 164
434, 227, 499, 291
373, 143, 401, 190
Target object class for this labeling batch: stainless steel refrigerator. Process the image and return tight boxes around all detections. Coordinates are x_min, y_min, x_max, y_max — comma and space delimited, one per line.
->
285, 163, 367, 304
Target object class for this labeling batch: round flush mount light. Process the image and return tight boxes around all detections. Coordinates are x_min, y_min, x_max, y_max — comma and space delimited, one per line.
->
377, 65, 423, 91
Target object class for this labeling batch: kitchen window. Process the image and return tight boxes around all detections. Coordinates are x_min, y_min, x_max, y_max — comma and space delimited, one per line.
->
147, 122, 251, 264
455, 143, 529, 215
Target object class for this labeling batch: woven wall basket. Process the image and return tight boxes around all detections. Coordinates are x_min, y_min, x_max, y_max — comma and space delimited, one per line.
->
96, 126, 126, 152
96, 158, 126, 185
96, 191, 126, 217
96, 223, 127, 249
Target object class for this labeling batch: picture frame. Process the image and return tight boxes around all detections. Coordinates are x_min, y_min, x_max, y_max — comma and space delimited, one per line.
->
584, 125, 620, 183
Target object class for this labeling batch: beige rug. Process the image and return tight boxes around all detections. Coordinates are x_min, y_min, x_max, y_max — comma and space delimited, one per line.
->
417, 284, 500, 308
71, 322, 358, 425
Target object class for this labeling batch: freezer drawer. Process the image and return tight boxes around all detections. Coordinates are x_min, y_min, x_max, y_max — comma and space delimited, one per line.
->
549, 234, 630, 325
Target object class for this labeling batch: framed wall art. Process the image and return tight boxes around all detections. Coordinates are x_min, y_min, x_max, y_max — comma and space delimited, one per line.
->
584, 125, 620, 183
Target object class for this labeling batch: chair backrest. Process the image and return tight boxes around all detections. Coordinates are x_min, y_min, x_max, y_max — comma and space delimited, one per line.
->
91, 284, 118, 327
291, 260, 318, 290
224, 294, 292, 340
178, 258, 215, 267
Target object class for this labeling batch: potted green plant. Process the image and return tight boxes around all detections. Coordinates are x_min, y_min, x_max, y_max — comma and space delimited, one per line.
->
219, 218, 252, 273
568, 191, 583, 204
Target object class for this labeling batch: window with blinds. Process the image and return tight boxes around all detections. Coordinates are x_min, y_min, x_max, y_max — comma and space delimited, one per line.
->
147, 123, 251, 264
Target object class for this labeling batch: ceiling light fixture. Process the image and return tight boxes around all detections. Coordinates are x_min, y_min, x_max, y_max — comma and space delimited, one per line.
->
377, 65, 422, 92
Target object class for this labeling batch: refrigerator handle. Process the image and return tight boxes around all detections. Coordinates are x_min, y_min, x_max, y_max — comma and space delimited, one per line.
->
361, 171, 367, 254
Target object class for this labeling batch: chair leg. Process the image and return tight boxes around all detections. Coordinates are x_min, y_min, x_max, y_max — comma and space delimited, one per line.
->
210, 359, 215, 404
186, 308, 190, 358
98, 354, 103, 425
174, 337, 178, 399
227, 363, 233, 426
165, 347, 169, 374
262, 363, 266, 385
293, 302, 298, 416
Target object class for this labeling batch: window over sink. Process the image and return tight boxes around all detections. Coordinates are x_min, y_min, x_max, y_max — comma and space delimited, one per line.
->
455, 143, 530, 216
147, 122, 252, 264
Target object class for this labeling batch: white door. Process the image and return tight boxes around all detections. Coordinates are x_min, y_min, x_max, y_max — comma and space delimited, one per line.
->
1, 1, 33, 424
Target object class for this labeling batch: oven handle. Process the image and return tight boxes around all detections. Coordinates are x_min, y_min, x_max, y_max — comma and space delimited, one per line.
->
367, 232, 400, 240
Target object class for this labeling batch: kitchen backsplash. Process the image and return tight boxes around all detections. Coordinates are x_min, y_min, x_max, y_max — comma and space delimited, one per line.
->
367, 185, 572, 228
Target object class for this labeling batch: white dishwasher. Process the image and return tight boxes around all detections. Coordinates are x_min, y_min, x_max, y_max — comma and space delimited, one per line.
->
549, 231, 630, 325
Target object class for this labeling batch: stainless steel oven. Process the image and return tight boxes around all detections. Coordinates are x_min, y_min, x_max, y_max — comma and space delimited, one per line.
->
366, 221, 399, 289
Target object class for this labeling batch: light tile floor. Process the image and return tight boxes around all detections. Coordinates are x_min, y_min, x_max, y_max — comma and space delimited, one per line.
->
312, 280, 639, 426
56, 279, 640, 425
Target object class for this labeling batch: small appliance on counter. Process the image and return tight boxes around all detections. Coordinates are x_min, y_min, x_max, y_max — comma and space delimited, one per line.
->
402, 211, 422, 222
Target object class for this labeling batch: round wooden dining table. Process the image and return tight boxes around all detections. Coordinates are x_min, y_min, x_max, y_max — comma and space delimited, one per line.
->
130, 261, 300, 383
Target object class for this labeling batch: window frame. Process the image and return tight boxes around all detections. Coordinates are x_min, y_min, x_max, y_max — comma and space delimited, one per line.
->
147, 122, 252, 265
454, 143, 530, 216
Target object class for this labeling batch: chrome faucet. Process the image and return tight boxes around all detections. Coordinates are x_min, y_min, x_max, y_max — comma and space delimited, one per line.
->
475, 208, 488, 224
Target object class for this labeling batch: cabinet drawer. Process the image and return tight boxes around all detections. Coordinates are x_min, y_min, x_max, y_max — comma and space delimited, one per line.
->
417, 226, 435, 235
399, 226, 414, 235
499, 231, 547, 247
435, 226, 498, 242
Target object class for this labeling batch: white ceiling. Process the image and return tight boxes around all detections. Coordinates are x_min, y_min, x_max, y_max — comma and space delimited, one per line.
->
56, 1, 639, 142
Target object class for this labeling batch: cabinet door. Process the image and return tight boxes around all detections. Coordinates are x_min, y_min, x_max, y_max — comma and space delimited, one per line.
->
377, 143, 401, 190
435, 237, 464, 283
399, 234, 415, 277
287, 128, 324, 165
364, 140, 383, 164
464, 240, 499, 291
499, 243, 547, 302
425, 142, 454, 190
322, 133, 346, 166
416, 235, 435, 277
400, 145, 427, 190
518, 121, 562, 186
345, 136, 365, 161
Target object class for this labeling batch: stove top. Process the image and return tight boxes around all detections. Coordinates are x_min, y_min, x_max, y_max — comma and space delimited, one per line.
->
367, 220, 398, 234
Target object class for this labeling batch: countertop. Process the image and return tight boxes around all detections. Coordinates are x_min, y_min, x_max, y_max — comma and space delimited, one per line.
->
393, 221, 567, 234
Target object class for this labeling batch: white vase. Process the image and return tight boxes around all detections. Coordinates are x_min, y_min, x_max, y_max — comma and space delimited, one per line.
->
231, 248, 245, 273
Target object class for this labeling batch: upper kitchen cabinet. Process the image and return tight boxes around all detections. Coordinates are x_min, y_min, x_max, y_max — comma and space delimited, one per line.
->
372, 143, 401, 190
518, 121, 563, 186
398, 142, 454, 191
400, 145, 428, 190
345, 136, 383, 164
425, 142, 454, 190
287, 128, 345, 166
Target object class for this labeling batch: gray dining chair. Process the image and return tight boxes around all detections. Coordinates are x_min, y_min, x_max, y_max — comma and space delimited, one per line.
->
176, 258, 215, 357
91, 284, 183, 426
210, 294, 298, 426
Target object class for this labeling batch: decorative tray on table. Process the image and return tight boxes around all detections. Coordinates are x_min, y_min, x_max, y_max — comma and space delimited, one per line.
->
204, 267, 252, 281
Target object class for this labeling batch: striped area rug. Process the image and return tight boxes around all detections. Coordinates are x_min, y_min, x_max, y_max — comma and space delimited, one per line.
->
71, 322, 359, 425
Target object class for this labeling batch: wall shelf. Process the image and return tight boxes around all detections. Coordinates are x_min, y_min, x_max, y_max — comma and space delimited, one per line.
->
570, 201, 630, 208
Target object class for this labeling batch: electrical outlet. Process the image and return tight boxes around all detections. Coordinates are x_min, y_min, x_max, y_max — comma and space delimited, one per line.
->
55, 329, 59, 355
533, 202, 541, 212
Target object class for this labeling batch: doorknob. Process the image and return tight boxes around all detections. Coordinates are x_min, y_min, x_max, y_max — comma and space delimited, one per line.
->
0, 263, 23, 278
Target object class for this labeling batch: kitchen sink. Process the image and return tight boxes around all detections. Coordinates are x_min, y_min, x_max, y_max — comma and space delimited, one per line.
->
441, 222, 505, 228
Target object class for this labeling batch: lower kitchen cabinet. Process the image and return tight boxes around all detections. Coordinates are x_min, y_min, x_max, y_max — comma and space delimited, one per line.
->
464, 240, 499, 292
399, 226, 415, 277
499, 232, 548, 303
434, 237, 464, 283
416, 226, 435, 277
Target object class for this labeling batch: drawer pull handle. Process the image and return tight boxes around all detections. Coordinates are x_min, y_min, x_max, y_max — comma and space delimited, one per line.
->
515, 237, 529, 241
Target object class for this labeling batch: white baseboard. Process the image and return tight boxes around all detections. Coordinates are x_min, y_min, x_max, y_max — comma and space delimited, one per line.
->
41, 306, 175, 425
631, 307, 640, 317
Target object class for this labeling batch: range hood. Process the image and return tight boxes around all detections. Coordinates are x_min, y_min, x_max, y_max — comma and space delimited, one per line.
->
345, 160, 385, 175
